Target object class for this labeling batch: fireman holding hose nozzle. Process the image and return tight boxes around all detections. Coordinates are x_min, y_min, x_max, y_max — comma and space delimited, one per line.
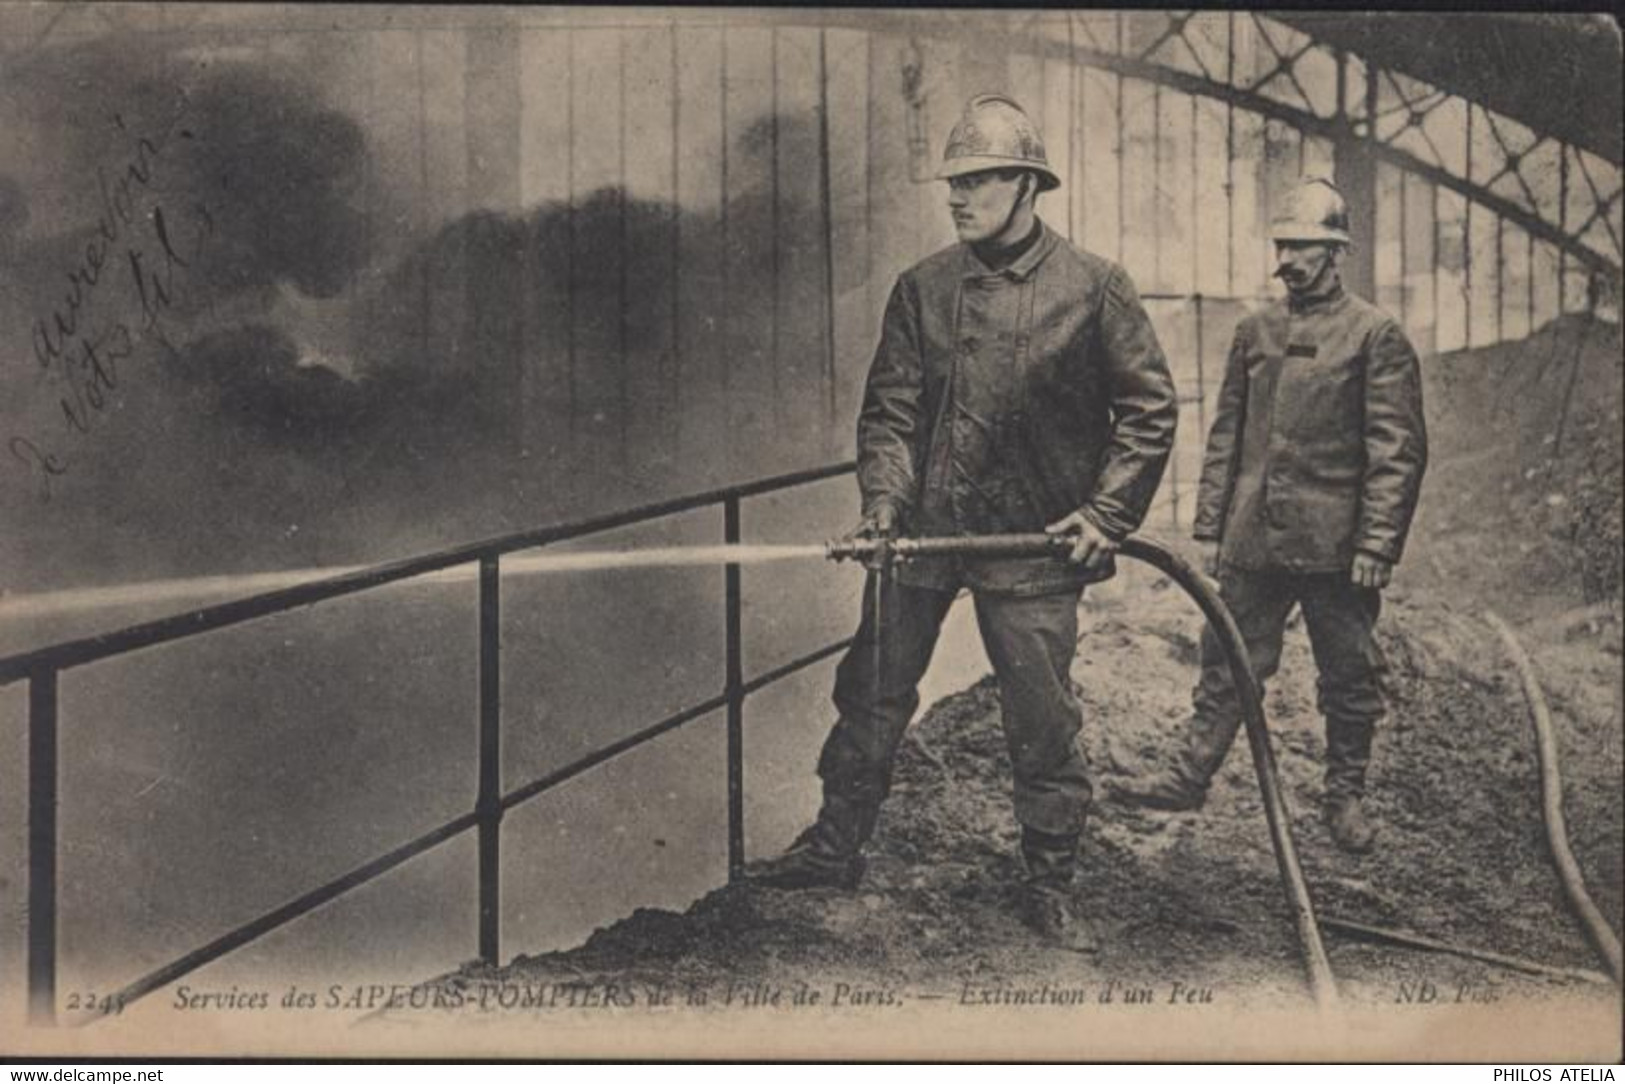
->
1113, 178, 1428, 854
745, 94, 1178, 952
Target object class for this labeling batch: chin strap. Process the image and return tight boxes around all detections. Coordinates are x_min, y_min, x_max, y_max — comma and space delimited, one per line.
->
991, 174, 1032, 246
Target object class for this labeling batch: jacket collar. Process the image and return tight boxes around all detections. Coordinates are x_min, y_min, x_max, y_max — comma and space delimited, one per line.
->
961, 220, 1059, 282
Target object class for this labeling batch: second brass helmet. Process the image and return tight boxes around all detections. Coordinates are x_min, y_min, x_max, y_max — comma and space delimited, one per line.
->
1269, 177, 1352, 245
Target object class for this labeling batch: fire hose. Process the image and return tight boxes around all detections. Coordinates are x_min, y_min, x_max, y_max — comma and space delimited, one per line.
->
1484, 611, 1624, 987
828, 532, 1340, 1011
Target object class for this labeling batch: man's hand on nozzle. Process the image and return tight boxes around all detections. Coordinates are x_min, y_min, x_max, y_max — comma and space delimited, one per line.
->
1045, 510, 1118, 574
1351, 552, 1393, 590
846, 503, 900, 571
852, 502, 900, 541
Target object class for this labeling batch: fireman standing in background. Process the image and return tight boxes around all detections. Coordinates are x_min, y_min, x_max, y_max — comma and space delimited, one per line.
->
1115, 177, 1428, 854
746, 94, 1178, 951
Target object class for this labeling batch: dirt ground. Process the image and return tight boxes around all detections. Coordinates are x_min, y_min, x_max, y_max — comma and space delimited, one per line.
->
415, 315, 1623, 1038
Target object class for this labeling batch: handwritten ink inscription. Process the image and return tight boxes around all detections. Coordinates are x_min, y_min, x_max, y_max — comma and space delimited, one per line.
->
7, 107, 213, 501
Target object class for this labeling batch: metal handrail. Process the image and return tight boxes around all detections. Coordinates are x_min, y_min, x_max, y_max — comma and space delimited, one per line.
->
12, 461, 858, 1026
0, 461, 854, 685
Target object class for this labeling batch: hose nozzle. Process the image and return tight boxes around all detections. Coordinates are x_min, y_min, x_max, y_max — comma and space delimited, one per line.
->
825, 533, 1075, 563
825, 536, 886, 563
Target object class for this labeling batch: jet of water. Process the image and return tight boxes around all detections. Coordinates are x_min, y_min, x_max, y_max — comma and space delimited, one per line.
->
501, 543, 828, 575
0, 544, 831, 622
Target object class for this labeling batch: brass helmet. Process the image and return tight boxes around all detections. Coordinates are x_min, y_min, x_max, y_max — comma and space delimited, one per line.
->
1269, 177, 1352, 245
937, 93, 1061, 192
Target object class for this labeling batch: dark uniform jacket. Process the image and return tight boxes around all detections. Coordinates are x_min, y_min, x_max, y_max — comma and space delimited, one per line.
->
1192, 281, 1428, 572
857, 223, 1178, 595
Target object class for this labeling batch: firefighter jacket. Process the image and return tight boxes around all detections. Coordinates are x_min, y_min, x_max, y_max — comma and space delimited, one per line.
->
856, 223, 1178, 595
1192, 280, 1428, 572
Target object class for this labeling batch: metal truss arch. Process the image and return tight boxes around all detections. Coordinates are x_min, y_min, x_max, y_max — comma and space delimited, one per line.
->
801, 9, 1623, 284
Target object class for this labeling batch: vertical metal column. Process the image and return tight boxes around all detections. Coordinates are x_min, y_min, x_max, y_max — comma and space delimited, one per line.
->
1464, 103, 1474, 338
477, 557, 502, 965
1336, 48, 1347, 130
1152, 81, 1163, 290
1167, 419, 1181, 529
1259, 119, 1274, 289
360, 35, 379, 435
670, 23, 684, 461
817, 25, 839, 452
414, 32, 433, 370
1332, 60, 1379, 302
29, 668, 59, 1026
566, 33, 579, 441
1496, 215, 1505, 343
1189, 91, 1199, 299
1159, 51, 1179, 539
769, 29, 783, 433
1194, 292, 1207, 442
1399, 171, 1410, 328
617, 30, 631, 470
1526, 231, 1536, 332
1553, 276, 1595, 458
1115, 14, 1126, 263
1068, 13, 1078, 241
1558, 146, 1569, 313
719, 29, 733, 476
1433, 182, 1443, 342
724, 497, 745, 881
1038, 34, 1049, 181
863, 32, 875, 328
1366, 64, 1381, 307
464, 28, 524, 454
1225, 13, 1236, 296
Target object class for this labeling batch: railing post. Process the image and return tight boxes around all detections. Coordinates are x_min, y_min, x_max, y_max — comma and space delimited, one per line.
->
724, 496, 745, 882
29, 667, 58, 1027
477, 556, 502, 965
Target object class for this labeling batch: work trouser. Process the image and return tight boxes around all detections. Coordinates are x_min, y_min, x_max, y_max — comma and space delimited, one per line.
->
1187, 567, 1386, 795
818, 576, 1091, 837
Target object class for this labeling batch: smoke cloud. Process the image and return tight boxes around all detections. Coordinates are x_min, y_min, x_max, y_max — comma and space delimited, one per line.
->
167, 66, 370, 303
0, 30, 845, 590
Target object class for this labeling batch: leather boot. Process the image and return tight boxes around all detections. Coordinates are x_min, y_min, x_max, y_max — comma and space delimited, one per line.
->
1323, 719, 1376, 854
742, 790, 877, 890
1113, 711, 1238, 811
1112, 762, 1208, 811
1017, 826, 1099, 954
